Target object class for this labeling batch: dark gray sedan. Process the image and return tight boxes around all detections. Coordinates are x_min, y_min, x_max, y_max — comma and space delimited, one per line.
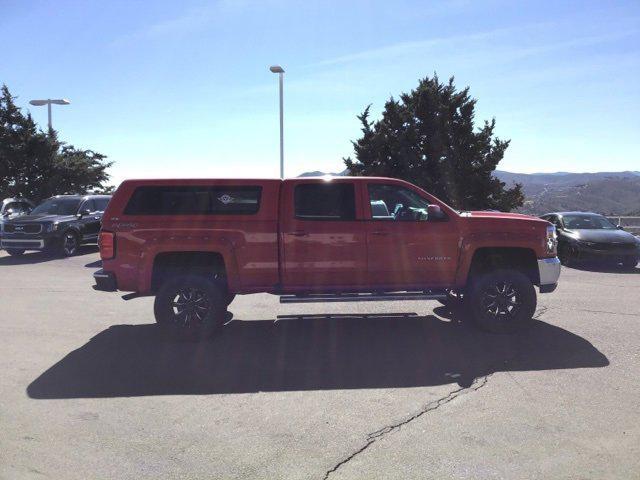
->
540, 212, 640, 268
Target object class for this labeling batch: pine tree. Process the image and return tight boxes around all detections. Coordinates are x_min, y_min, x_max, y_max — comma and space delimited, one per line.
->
344, 75, 524, 211
0, 84, 112, 202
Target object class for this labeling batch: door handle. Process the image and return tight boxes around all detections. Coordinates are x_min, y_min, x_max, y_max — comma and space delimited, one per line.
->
371, 230, 389, 236
289, 231, 309, 237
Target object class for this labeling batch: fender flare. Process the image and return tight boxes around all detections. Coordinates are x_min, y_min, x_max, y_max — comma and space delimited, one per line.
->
455, 233, 539, 287
137, 239, 240, 294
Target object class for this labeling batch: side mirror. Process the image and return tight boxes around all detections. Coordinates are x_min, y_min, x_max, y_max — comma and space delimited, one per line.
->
78, 208, 91, 218
617, 225, 625, 230
427, 204, 445, 221
3, 209, 13, 217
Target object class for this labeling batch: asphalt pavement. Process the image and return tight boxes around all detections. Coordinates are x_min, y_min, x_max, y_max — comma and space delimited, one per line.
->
1, 247, 638, 479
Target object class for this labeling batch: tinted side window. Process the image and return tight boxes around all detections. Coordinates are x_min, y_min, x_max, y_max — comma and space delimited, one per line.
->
294, 183, 356, 220
368, 184, 430, 221
82, 200, 96, 213
94, 198, 110, 212
124, 186, 262, 215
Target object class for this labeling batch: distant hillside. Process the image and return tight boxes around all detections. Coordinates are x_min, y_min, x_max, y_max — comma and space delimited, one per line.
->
298, 169, 349, 177
298, 169, 640, 215
495, 171, 640, 215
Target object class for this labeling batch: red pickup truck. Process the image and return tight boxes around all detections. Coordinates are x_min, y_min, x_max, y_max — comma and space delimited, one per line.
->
93, 177, 560, 338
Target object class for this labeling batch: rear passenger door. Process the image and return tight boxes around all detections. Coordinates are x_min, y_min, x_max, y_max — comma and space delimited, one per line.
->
280, 180, 367, 291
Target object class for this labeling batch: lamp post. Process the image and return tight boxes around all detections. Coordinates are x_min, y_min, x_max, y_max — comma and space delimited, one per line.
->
269, 65, 284, 179
29, 98, 71, 131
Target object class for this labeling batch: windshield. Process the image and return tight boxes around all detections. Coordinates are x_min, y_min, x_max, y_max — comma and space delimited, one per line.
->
3, 202, 31, 215
31, 198, 81, 216
562, 214, 617, 230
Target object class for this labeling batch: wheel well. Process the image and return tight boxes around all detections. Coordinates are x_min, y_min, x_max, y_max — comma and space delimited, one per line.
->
151, 252, 227, 292
468, 247, 539, 284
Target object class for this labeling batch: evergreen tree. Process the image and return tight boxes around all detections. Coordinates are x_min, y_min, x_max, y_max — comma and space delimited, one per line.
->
0, 84, 112, 202
344, 75, 524, 211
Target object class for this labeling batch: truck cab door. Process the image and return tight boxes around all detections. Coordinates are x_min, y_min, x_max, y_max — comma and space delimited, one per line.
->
364, 182, 460, 289
280, 180, 368, 291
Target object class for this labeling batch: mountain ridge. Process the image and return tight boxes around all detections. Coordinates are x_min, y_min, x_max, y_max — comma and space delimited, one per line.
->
297, 169, 640, 215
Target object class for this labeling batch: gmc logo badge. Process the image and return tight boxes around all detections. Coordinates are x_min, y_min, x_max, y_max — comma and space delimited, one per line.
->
14, 225, 24, 231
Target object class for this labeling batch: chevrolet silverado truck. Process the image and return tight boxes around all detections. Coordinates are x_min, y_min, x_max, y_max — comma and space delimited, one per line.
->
93, 177, 560, 338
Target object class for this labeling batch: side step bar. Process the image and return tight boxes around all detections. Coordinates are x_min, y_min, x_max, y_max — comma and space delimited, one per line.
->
280, 291, 447, 304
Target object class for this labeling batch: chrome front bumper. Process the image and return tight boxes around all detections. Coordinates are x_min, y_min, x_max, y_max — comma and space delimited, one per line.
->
538, 257, 561, 293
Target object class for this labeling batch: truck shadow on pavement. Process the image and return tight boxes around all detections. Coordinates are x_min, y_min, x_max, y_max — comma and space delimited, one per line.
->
0, 246, 98, 265
27, 311, 609, 399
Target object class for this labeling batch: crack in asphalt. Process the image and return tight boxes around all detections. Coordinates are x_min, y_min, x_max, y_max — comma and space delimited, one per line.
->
322, 374, 492, 480
573, 308, 639, 318
533, 305, 549, 320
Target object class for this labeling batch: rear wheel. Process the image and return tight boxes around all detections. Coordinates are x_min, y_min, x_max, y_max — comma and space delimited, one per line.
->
225, 293, 236, 306
154, 274, 227, 341
467, 269, 536, 334
436, 289, 464, 308
6, 248, 25, 256
622, 256, 638, 269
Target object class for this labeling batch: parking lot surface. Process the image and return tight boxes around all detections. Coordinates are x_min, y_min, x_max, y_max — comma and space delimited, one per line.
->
1, 247, 639, 479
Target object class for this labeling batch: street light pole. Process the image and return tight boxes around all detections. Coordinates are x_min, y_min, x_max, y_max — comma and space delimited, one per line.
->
269, 65, 285, 179
29, 98, 71, 132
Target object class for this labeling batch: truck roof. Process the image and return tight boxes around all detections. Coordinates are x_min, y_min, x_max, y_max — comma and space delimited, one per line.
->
118, 176, 409, 185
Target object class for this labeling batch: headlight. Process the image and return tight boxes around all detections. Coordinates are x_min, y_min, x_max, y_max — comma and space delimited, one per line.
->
545, 225, 557, 255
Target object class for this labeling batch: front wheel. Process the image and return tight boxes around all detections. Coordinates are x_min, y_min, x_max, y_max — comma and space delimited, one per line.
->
558, 244, 574, 266
6, 248, 25, 256
154, 275, 227, 341
57, 231, 79, 257
467, 270, 537, 334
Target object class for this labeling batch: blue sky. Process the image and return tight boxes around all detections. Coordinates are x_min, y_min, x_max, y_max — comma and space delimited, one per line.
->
3, 0, 639, 185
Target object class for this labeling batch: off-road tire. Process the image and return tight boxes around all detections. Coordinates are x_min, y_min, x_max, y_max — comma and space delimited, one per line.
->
436, 289, 464, 308
154, 274, 227, 341
467, 269, 537, 334
225, 293, 236, 306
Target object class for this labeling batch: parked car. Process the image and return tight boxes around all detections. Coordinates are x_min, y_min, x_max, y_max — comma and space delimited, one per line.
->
93, 177, 560, 338
0, 198, 35, 247
1, 194, 111, 257
540, 212, 640, 268
1, 197, 34, 217
0, 197, 35, 228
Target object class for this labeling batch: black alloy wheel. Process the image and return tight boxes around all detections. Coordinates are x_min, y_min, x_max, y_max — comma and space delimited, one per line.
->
480, 281, 523, 320
468, 270, 536, 334
154, 275, 226, 341
436, 289, 465, 308
170, 287, 212, 327
60, 231, 79, 257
